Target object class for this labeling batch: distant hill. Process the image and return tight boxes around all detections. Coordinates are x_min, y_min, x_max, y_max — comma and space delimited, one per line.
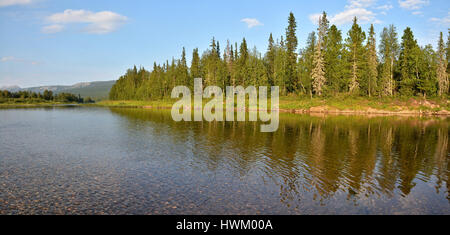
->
0, 85, 21, 92
2, 80, 116, 100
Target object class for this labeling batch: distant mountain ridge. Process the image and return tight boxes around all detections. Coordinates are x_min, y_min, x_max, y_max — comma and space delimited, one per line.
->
0, 85, 21, 92
1, 80, 116, 100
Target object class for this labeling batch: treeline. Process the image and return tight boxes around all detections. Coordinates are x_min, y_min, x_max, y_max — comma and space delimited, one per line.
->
0, 90, 95, 103
109, 12, 449, 100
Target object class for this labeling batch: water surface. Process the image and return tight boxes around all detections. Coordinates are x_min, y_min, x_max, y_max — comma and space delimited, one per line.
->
0, 107, 448, 214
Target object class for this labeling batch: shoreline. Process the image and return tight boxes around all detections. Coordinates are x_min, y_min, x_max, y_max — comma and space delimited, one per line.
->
92, 98, 450, 116
1, 101, 449, 116
98, 103, 450, 116
140, 106, 450, 116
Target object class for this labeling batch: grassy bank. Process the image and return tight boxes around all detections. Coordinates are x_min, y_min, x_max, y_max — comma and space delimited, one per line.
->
0, 99, 81, 107
3, 95, 448, 115
92, 95, 450, 115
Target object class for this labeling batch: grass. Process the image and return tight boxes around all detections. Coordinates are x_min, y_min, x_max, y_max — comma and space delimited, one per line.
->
92, 95, 449, 113
92, 99, 175, 108
3, 95, 447, 113
0, 98, 80, 107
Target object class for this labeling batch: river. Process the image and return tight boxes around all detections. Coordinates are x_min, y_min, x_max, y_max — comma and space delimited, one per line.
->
0, 107, 448, 214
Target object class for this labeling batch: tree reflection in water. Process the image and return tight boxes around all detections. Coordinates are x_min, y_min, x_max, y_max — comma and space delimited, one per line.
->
110, 108, 449, 210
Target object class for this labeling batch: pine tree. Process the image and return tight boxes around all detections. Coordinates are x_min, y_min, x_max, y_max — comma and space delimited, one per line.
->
317, 12, 329, 51
416, 44, 437, 97
379, 25, 399, 96
366, 24, 378, 97
274, 36, 287, 94
216, 41, 221, 59
325, 25, 344, 94
447, 29, 450, 75
398, 27, 419, 96
204, 37, 220, 86
191, 48, 201, 79
312, 41, 326, 96
285, 12, 298, 93
437, 32, 449, 96
238, 38, 249, 86
178, 47, 189, 86
298, 32, 316, 96
224, 40, 234, 87
266, 33, 276, 86
311, 14, 328, 96
345, 17, 366, 94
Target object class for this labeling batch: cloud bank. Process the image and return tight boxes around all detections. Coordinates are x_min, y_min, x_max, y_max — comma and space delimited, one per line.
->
1, 56, 39, 65
241, 18, 263, 28
0, 0, 34, 7
309, 0, 386, 25
43, 9, 128, 34
398, 0, 429, 10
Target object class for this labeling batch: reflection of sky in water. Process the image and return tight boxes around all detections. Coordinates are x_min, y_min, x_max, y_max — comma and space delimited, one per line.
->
0, 107, 448, 214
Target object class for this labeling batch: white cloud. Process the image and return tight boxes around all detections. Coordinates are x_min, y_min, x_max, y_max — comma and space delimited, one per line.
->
376, 4, 394, 11
429, 12, 450, 26
1, 56, 16, 62
310, 0, 384, 26
346, 0, 377, 9
241, 18, 263, 28
412, 11, 423, 15
333, 8, 377, 25
310, 8, 378, 26
0, 0, 33, 7
43, 9, 128, 34
1, 56, 39, 65
398, 0, 429, 10
41, 24, 64, 34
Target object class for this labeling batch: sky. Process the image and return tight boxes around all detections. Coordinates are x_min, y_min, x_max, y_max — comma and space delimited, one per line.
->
0, 0, 449, 88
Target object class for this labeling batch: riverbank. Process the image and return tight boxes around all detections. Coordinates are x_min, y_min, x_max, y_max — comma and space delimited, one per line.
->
2, 96, 448, 116
0, 101, 81, 108
92, 96, 450, 116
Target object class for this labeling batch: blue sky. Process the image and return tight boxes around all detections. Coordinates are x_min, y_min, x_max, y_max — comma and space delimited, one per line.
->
0, 0, 449, 87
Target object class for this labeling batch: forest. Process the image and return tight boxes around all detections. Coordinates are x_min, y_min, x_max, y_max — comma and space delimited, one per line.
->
0, 89, 94, 104
109, 12, 449, 101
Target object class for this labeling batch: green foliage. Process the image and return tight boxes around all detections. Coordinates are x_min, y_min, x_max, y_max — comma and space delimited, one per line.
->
324, 25, 344, 94
365, 24, 378, 97
345, 17, 366, 94
108, 12, 446, 101
298, 32, 316, 96
398, 27, 420, 96
379, 25, 399, 96
285, 12, 298, 94
0, 89, 85, 104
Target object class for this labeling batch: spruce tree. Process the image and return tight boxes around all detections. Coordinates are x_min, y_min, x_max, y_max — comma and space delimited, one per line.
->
311, 14, 328, 96
191, 48, 201, 79
345, 17, 366, 94
437, 32, 449, 96
325, 25, 343, 94
178, 47, 189, 86
298, 32, 316, 96
416, 44, 437, 97
266, 33, 276, 86
447, 29, 450, 75
237, 38, 249, 86
379, 25, 399, 96
398, 27, 419, 96
285, 12, 298, 93
274, 36, 287, 94
366, 24, 378, 97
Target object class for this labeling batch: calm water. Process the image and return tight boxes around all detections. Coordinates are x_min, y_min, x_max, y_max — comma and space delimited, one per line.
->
0, 107, 449, 214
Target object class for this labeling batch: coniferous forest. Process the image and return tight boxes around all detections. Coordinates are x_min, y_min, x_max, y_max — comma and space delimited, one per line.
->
109, 12, 449, 101
0, 89, 92, 104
